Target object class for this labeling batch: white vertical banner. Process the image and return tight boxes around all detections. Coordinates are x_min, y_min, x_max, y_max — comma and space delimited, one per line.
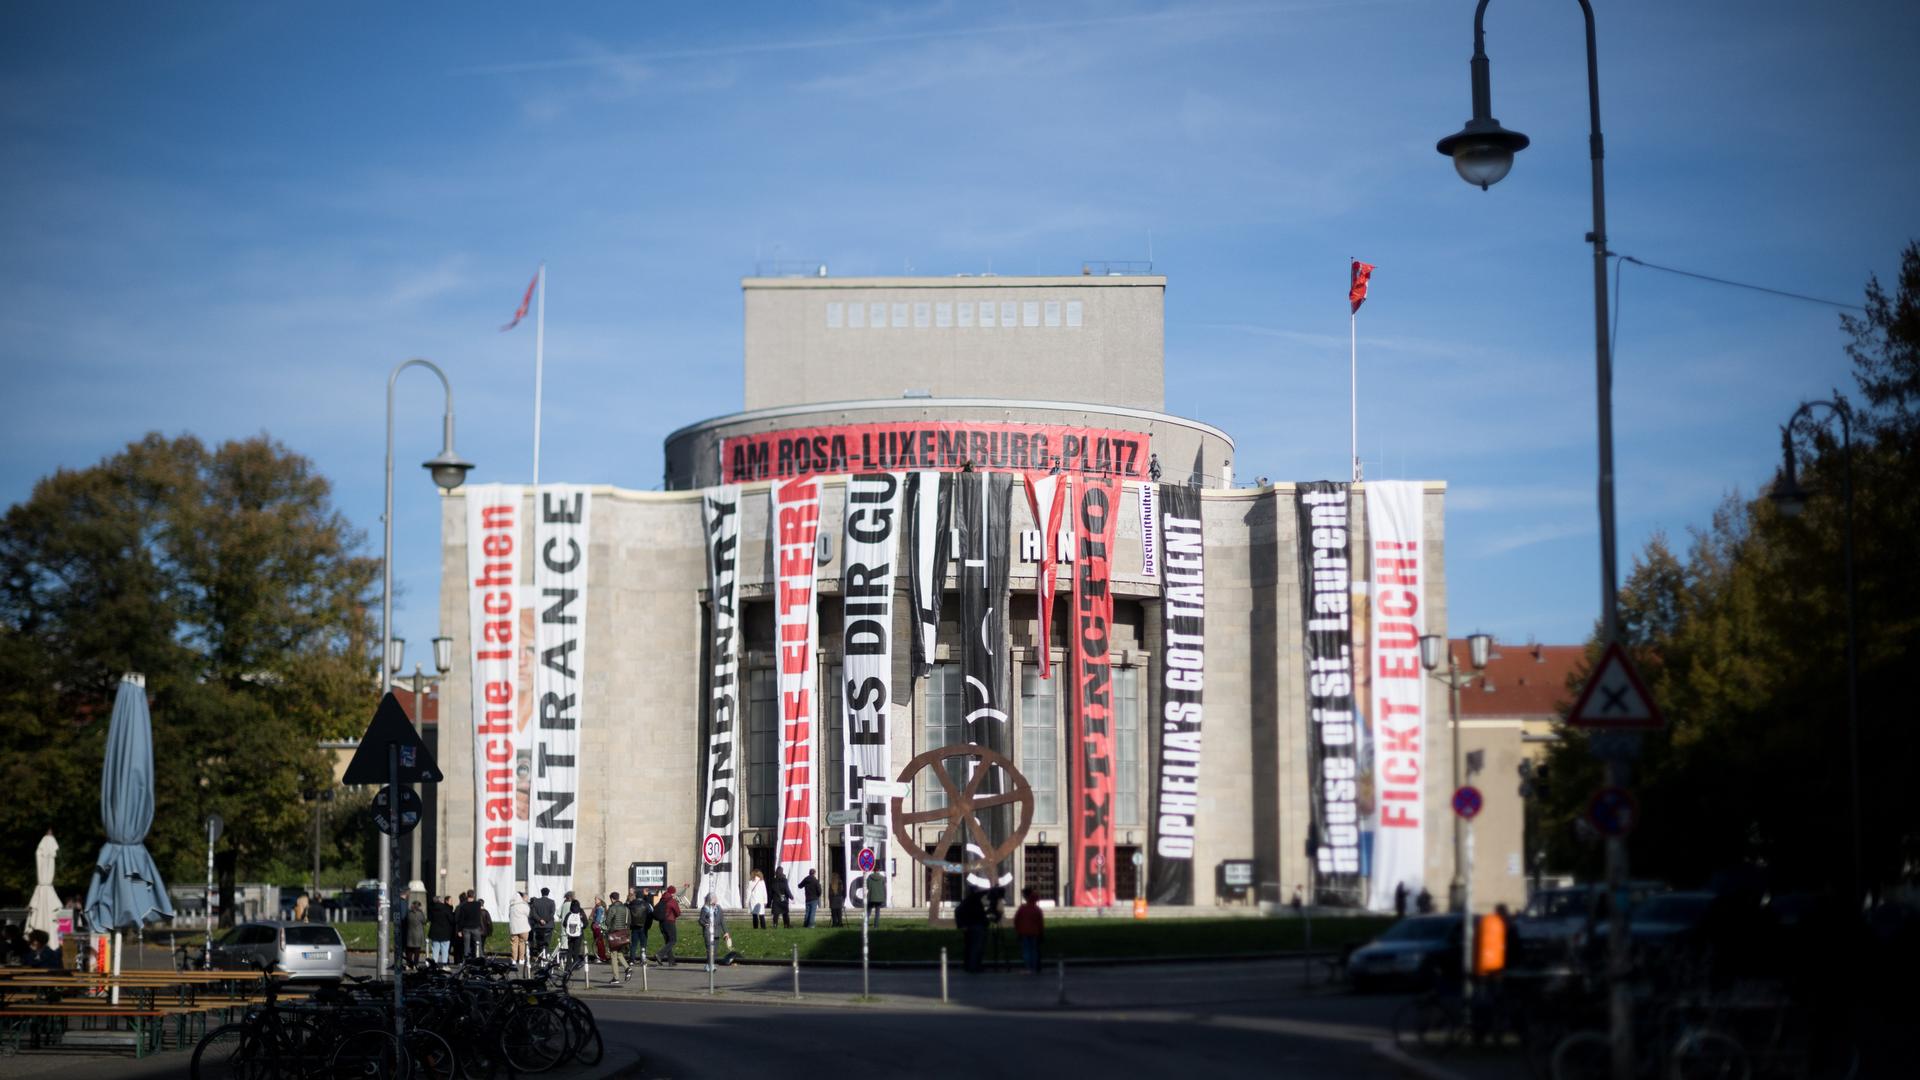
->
466, 484, 524, 920
529, 485, 590, 904
1138, 481, 1159, 581
1365, 481, 1427, 912
771, 477, 823, 885
841, 472, 903, 909
701, 486, 746, 908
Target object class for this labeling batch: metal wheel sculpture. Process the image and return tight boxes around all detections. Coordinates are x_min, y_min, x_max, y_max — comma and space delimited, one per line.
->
888, 744, 1034, 918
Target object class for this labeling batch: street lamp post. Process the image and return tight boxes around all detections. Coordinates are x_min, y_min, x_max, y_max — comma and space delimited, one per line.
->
1436, 4, 1628, 1074
379, 359, 473, 982
1770, 400, 1860, 906
1422, 633, 1491, 996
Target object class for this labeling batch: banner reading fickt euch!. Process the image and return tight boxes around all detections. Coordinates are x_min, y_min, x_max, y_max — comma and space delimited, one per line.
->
529, 486, 591, 905
1148, 483, 1205, 905
772, 477, 822, 886
956, 472, 1015, 889
1297, 481, 1363, 906
841, 473, 902, 910
1069, 476, 1119, 907
466, 483, 523, 921
1365, 481, 1427, 912
701, 486, 745, 908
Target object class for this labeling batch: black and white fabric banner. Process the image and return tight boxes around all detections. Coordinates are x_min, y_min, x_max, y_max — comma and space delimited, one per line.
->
1297, 481, 1363, 906
905, 471, 951, 681
841, 472, 902, 910
530, 486, 591, 904
956, 471, 1015, 889
700, 486, 745, 908
1148, 483, 1205, 905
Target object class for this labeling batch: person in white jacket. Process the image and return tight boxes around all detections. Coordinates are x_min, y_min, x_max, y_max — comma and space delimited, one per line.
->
745, 870, 769, 930
508, 892, 532, 966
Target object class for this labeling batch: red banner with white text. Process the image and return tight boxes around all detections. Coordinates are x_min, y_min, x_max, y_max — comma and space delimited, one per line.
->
1069, 476, 1119, 907
771, 477, 821, 885
724, 422, 1149, 483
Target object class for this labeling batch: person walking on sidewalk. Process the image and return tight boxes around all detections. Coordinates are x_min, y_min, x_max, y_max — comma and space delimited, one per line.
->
746, 870, 769, 930
604, 890, 632, 985
698, 893, 729, 972
658, 886, 681, 966
768, 867, 793, 928
591, 896, 609, 963
798, 869, 823, 928
1014, 888, 1044, 974
626, 890, 650, 966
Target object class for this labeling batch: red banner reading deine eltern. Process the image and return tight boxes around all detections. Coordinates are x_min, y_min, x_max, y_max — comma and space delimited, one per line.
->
1069, 476, 1119, 907
723, 421, 1149, 483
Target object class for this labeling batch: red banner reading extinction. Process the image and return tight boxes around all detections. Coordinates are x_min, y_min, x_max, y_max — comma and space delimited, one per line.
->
772, 477, 821, 884
1069, 476, 1119, 907
724, 422, 1150, 484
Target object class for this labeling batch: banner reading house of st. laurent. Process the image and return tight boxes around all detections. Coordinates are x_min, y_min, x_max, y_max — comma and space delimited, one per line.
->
1069, 475, 1119, 907
1148, 483, 1204, 905
700, 486, 745, 908
466, 483, 523, 920
1365, 481, 1427, 912
905, 471, 951, 680
1022, 473, 1069, 679
771, 476, 822, 885
529, 485, 590, 904
956, 471, 1015, 888
842, 472, 902, 910
1297, 481, 1363, 906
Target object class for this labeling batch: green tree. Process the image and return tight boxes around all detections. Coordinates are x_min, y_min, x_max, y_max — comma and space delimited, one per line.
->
0, 433, 378, 902
1538, 242, 1920, 896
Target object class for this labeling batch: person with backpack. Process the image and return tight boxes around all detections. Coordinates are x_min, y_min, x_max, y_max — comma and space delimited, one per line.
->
768, 867, 793, 928
657, 886, 681, 966
628, 889, 653, 965
563, 898, 586, 962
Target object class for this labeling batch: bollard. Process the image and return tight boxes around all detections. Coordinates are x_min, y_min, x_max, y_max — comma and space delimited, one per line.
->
1056, 956, 1066, 1006
641, 947, 649, 992
707, 939, 715, 996
940, 947, 949, 1004
792, 943, 800, 999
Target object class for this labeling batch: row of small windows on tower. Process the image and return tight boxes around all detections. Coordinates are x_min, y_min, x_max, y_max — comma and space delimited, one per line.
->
825, 299, 1085, 330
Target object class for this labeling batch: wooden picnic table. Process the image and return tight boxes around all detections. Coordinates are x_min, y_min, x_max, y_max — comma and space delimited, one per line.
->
0, 970, 312, 1057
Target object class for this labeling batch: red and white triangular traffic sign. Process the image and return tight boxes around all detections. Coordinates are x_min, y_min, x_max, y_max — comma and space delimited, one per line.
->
1566, 641, 1665, 730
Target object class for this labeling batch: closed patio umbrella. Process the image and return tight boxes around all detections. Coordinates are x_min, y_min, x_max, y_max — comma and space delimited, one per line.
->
27, 830, 63, 947
83, 673, 174, 996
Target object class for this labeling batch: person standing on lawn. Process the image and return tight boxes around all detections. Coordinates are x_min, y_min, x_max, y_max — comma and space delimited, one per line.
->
455, 890, 488, 960
798, 868, 823, 928
508, 891, 532, 967
528, 887, 556, 962
1014, 888, 1044, 973
657, 885, 681, 966
698, 893, 729, 971
828, 874, 845, 927
768, 867, 793, 928
427, 895, 455, 965
864, 868, 887, 928
746, 870, 769, 930
604, 890, 632, 985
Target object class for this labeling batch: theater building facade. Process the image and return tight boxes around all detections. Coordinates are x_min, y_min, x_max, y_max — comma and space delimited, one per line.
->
433, 272, 1482, 917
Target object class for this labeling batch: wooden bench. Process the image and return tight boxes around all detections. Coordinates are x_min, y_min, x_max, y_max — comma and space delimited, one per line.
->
0, 1005, 166, 1058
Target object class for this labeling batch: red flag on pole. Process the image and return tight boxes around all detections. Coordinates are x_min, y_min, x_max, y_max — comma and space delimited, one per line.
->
1349, 260, 1375, 314
501, 271, 539, 331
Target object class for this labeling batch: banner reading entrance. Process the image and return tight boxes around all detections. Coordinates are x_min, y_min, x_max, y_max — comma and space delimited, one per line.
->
1148, 483, 1205, 905
841, 473, 902, 911
725, 421, 1150, 483
1366, 481, 1427, 911
1297, 481, 1363, 906
529, 486, 590, 904
701, 486, 745, 908
1068, 476, 1119, 907
771, 477, 822, 885
465, 484, 523, 920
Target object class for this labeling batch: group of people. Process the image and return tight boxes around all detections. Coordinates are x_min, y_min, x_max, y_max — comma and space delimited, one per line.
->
743, 867, 889, 929
953, 886, 1048, 974
0, 925, 63, 969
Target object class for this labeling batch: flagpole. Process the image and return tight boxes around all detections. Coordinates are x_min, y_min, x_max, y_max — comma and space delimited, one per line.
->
1350, 309, 1359, 483
533, 262, 546, 492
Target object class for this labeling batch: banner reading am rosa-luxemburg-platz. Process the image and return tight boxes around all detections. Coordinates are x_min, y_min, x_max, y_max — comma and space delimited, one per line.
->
723, 421, 1151, 482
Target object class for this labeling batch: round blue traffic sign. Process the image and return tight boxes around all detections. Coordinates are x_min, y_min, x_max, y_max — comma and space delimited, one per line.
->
857, 848, 877, 872
1451, 785, 1484, 820
1587, 786, 1638, 837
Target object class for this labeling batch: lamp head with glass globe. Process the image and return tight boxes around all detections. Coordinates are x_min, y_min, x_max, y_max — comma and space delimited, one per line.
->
1435, 16, 1531, 190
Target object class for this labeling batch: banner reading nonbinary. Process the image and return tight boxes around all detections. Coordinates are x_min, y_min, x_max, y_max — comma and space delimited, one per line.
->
465, 483, 523, 921
529, 485, 590, 904
701, 486, 745, 908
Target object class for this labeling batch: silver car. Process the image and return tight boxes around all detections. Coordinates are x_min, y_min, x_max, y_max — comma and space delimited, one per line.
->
207, 920, 347, 980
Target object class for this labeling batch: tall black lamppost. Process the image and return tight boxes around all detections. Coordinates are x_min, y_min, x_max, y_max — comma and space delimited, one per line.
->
1435, 3, 1629, 1074
1770, 400, 1860, 907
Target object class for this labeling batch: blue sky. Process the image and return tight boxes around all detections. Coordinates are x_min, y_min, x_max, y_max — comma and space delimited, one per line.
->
3, 1, 1915, 660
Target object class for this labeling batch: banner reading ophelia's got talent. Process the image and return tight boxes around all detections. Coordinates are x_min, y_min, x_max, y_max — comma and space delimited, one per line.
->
465, 483, 523, 921
841, 473, 902, 910
1297, 481, 1363, 907
701, 486, 745, 909
529, 486, 591, 905
771, 477, 822, 885
1148, 484, 1205, 906
1366, 481, 1427, 912
1069, 476, 1119, 907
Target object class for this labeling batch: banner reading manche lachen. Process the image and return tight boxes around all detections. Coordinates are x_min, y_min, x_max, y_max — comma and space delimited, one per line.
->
1148, 483, 1205, 905
771, 477, 822, 885
725, 422, 1150, 483
529, 486, 590, 904
1366, 481, 1427, 912
701, 486, 745, 909
1297, 481, 1363, 906
466, 483, 523, 920
1069, 476, 1119, 907
842, 473, 901, 910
